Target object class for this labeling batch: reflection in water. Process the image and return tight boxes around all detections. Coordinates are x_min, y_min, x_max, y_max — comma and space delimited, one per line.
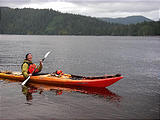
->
21, 84, 65, 103
21, 82, 121, 104
3, 79, 121, 104
22, 85, 37, 101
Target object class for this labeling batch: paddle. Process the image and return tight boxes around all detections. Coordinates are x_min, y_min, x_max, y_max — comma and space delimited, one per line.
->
21, 51, 52, 86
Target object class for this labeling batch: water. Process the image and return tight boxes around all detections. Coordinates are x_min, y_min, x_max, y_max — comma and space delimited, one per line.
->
0, 35, 160, 119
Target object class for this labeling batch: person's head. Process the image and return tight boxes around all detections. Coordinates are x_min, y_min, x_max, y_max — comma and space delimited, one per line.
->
25, 53, 32, 61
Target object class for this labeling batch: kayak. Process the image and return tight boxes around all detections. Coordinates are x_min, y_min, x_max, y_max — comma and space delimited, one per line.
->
0, 71, 123, 88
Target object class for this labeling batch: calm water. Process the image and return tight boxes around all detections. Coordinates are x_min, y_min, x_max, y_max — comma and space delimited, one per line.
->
0, 35, 160, 119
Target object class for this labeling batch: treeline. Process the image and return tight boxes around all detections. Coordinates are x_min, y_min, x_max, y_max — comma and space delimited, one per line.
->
0, 7, 159, 36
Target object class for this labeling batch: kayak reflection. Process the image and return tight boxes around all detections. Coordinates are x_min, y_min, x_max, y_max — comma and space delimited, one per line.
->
22, 83, 121, 103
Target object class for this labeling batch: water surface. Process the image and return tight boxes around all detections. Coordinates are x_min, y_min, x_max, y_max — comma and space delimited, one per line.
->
0, 35, 160, 119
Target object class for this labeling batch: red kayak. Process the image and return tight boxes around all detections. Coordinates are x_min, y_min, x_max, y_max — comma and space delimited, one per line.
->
0, 71, 123, 88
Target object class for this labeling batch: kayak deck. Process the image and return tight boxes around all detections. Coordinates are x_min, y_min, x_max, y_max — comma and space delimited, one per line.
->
0, 71, 123, 88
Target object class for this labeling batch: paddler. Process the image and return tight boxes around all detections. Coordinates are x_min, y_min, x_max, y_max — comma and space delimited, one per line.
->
21, 53, 43, 78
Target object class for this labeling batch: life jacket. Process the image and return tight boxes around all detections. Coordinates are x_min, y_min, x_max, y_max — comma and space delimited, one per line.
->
28, 64, 39, 74
22, 62, 39, 74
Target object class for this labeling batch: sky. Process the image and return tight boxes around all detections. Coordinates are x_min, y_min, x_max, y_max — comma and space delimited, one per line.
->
0, 0, 160, 21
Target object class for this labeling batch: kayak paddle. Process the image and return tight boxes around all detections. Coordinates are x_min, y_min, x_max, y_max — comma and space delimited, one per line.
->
21, 51, 52, 86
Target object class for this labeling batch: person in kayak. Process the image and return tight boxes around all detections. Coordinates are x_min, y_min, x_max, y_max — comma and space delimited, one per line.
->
21, 53, 43, 78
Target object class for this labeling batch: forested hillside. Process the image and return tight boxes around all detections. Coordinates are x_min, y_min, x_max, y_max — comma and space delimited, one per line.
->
0, 7, 159, 36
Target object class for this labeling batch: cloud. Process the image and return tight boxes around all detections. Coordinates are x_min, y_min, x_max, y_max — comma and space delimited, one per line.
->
0, 0, 159, 20
63, 1, 160, 20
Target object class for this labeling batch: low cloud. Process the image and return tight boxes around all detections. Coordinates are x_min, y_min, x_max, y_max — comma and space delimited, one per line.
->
0, 0, 159, 20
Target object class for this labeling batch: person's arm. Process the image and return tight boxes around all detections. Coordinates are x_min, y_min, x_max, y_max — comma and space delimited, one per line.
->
37, 60, 43, 72
22, 63, 29, 78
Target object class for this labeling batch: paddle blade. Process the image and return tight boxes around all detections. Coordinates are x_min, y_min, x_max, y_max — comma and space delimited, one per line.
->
21, 76, 30, 86
44, 51, 51, 59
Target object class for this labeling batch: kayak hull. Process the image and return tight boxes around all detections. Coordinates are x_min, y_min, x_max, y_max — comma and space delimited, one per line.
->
0, 72, 123, 88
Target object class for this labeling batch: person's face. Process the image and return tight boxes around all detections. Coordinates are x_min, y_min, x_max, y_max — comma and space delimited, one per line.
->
27, 54, 32, 61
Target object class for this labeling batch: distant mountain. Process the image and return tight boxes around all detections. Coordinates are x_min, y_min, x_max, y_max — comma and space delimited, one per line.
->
99, 16, 153, 24
0, 7, 159, 36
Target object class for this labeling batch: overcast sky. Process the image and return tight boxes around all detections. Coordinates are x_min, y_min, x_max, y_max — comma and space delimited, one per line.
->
0, 0, 160, 21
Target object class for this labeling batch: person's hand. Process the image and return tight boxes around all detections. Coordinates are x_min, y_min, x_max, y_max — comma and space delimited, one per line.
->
40, 60, 43, 65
